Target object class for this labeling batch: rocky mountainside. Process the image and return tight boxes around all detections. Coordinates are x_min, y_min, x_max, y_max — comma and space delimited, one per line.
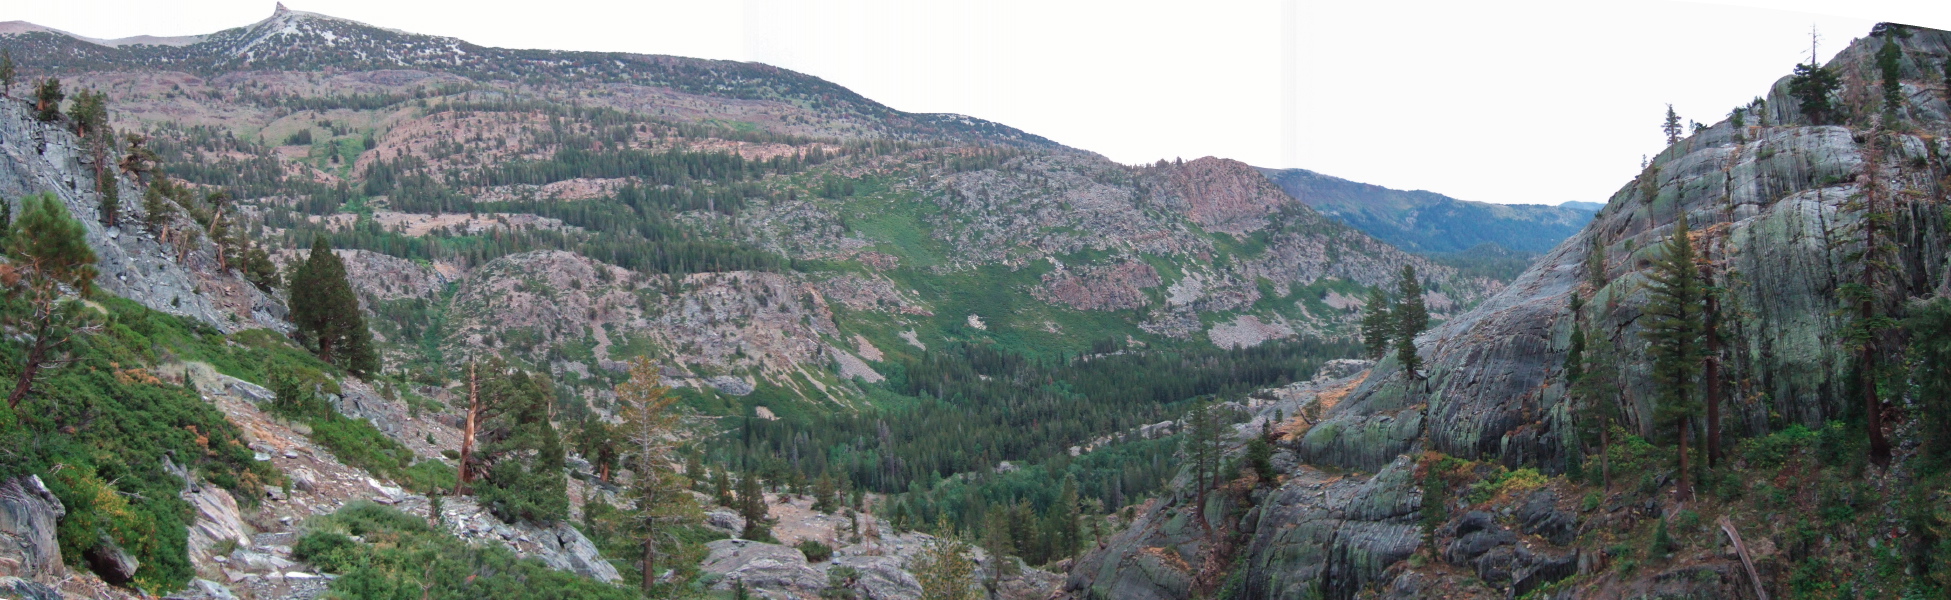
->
0, 5, 1523, 599
1072, 23, 1951, 600
1259, 166, 1598, 254
0, 4, 1506, 408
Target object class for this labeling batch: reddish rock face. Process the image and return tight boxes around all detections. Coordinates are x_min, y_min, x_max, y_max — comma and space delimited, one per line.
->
1035, 260, 1163, 311
1158, 157, 1297, 235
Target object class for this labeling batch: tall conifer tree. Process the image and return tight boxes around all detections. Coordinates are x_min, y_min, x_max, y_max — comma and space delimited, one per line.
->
1361, 287, 1393, 361
1394, 265, 1429, 383
1641, 214, 1705, 499
288, 236, 378, 376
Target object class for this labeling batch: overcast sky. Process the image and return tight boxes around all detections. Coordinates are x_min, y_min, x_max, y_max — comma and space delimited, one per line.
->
4, 1, 1947, 205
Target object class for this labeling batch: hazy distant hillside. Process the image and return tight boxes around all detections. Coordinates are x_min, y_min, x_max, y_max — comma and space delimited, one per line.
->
1258, 166, 1596, 254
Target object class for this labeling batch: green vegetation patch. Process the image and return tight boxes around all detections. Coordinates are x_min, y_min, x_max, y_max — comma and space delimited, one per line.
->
295, 502, 637, 599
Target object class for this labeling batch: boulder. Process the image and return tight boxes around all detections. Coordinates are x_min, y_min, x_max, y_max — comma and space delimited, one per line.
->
183, 484, 251, 565
701, 539, 825, 596
164, 578, 241, 600
703, 508, 745, 536
533, 522, 621, 583
85, 537, 141, 585
0, 576, 60, 600
0, 475, 65, 580
1516, 489, 1578, 546
829, 555, 922, 600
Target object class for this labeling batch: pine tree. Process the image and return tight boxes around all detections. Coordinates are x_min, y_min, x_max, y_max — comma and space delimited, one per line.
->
1662, 104, 1683, 145
1905, 298, 1951, 460
96, 159, 119, 228
738, 473, 770, 540
612, 357, 702, 593
1573, 335, 1624, 489
1565, 319, 1586, 384
0, 50, 14, 98
1788, 63, 1842, 125
910, 525, 980, 600
2, 194, 101, 409
572, 415, 621, 483
66, 89, 106, 137
1394, 265, 1429, 383
979, 505, 1015, 560
288, 236, 378, 376
1183, 399, 1222, 532
1054, 473, 1082, 559
32, 78, 61, 122
474, 366, 569, 524
712, 470, 733, 507
1360, 287, 1393, 360
140, 185, 175, 235
1876, 35, 1905, 118
1841, 132, 1901, 467
1641, 214, 1706, 499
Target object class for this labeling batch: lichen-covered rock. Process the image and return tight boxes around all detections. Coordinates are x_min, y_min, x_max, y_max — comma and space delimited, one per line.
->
182, 483, 251, 568
1307, 27, 1951, 475
701, 539, 826, 596
1236, 457, 1423, 600
0, 476, 65, 580
532, 522, 621, 583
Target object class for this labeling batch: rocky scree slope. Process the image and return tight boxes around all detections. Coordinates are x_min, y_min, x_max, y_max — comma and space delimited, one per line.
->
1071, 24, 1951, 600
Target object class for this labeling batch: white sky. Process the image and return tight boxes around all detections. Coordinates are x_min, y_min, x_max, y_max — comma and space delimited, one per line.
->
4, 1, 1948, 205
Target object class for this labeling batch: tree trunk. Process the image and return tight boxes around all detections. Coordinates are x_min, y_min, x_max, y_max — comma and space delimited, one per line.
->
1704, 290, 1722, 467
1676, 419, 1692, 502
1601, 423, 1611, 490
7, 310, 55, 410
317, 333, 335, 365
641, 538, 656, 592
598, 462, 610, 483
456, 362, 479, 493
1863, 341, 1891, 466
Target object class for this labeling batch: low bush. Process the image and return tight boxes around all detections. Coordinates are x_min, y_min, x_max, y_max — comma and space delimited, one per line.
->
297, 502, 636, 599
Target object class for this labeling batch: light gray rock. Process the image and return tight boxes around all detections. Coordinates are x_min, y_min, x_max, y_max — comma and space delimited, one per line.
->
707, 375, 755, 396
704, 508, 745, 536
0, 476, 65, 580
0, 100, 285, 333
702, 539, 825, 596
0, 576, 60, 600
184, 483, 252, 566
829, 555, 921, 600
165, 578, 241, 600
533, 522, 621, 583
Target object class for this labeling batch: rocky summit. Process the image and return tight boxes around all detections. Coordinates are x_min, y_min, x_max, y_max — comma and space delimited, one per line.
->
0, 4, 1946, 600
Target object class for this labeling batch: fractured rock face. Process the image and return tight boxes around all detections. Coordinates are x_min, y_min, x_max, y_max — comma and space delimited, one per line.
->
532, 522, 622, 583
0, 476, 65, 581
182, 483, 252, 568
701, 539, 826, 595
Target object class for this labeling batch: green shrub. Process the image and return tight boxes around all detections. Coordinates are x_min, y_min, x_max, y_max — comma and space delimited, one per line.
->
797, 539, 834, 563
0, 297, 283, 593
301, 502, 635, 599
1650, 517, 1674, 557
292, 531, 358, 573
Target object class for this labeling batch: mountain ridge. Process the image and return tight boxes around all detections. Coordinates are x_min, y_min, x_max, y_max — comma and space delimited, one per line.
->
1258, 165, 1597, 254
